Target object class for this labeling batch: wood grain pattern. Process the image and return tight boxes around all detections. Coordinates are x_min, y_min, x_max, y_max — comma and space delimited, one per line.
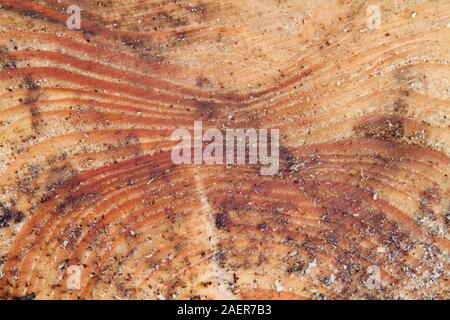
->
0, 0, 449, 299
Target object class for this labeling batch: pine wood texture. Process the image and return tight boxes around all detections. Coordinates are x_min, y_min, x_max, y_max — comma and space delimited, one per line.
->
0, 0, 449, 299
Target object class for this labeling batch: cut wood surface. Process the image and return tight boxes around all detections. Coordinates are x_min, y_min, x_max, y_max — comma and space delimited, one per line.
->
0, 0, 449, 299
